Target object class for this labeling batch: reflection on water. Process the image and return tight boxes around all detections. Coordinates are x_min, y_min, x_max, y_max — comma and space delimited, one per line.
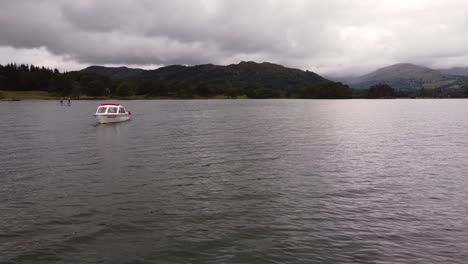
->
1, 99, 468, 263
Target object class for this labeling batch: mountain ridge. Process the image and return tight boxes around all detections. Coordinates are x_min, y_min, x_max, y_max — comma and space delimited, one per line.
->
439, 66, 468, 77
336, 63, 468, 91
82, 66, 145, 79
81, 61, 329, 92
81, 61, 468, 93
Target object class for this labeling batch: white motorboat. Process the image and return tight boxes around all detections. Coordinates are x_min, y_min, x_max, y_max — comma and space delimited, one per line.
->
94, 103, 131, 124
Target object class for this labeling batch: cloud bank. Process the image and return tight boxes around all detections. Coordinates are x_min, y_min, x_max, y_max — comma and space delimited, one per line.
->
1, 0, 468, 76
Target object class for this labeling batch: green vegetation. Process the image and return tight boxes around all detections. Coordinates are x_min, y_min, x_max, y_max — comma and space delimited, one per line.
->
0, 62, 353, 99
0, 90, 58, 99
357, 82, 468, 98
367, 83, 395, 98
299, 82, 352, 99
3, 62, 467, 100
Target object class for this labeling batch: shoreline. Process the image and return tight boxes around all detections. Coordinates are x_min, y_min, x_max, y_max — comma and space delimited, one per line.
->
0, 90, 248, 100
1, 90, 464, 100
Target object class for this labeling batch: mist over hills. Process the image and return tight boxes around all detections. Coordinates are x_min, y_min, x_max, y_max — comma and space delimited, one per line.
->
439, 67, 468, 77
334, 63, 468, 91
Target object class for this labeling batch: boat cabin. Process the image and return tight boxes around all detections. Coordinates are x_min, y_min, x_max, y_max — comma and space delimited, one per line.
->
94, 103, 131, 124
96, 103, 128, 115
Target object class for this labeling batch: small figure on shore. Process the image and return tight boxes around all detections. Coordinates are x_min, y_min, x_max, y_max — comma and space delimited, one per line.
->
67, 97, 71, 106
60, 98, 63, 106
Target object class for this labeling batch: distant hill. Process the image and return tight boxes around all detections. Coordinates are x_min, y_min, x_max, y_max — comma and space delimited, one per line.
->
81, 61, 328, 91
81, 66, 145, 80
340, 63, 468, 91
439, 67, 468, 77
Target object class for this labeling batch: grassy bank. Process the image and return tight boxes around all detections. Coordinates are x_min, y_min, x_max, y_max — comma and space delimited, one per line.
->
0, 90, 59, 100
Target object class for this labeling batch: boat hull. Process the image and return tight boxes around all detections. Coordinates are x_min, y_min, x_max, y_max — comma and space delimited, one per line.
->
95, 114, 130, 124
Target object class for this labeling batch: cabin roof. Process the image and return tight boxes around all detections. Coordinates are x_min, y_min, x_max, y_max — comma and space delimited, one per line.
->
100, 103, 121, 106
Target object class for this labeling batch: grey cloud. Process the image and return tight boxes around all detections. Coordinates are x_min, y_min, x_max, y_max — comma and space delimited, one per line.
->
1, 0, 468, 75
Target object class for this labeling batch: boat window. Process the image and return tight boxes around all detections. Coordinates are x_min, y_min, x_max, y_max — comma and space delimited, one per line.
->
108, 107, 118, 113
119, 107, 126, 113
97, 107, 107, 113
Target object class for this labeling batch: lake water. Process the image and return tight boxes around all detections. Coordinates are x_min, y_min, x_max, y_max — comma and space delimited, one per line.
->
1, 99, 468, 264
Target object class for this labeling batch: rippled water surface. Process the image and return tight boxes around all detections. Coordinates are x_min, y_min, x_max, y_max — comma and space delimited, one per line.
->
2, 99, 468, 263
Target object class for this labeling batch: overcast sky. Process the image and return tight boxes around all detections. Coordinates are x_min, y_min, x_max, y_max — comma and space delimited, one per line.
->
1, 0, 468, 76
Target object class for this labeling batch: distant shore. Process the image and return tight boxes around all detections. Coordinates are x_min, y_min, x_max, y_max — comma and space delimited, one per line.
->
1, 90, 463, 100
0, 90, 248, 100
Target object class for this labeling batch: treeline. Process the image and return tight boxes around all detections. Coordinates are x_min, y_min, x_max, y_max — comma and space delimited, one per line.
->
0, 63, 59, 91
2, 63, 468, 99
0, 63, 354, 99
355, 83, 468, 98
351, 83, 397, 99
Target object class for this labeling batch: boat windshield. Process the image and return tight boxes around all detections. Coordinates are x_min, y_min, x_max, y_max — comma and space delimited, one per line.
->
97, 107, 107, 113
108, 107, 118, 113
119, 107, 126, 113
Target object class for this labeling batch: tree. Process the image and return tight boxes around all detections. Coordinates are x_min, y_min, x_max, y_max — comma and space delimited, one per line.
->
299, 81, 351, 99
195, 83, 215, 97
168, 81, 193, 98
116, 82, 135, 97
0, 75, 6, 89
367, 83, 395, 98
49, 74, 73, 95
70, 81, 82, 99
136, 79, 153, 95
85, 79, 106, 96
419, 87, 427, 97
249, 88, 281, 98
223, 86, 241, 98
148, 80, 169, 97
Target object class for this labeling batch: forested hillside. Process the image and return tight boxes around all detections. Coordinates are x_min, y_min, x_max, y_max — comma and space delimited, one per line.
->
1, 62, 352, 99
